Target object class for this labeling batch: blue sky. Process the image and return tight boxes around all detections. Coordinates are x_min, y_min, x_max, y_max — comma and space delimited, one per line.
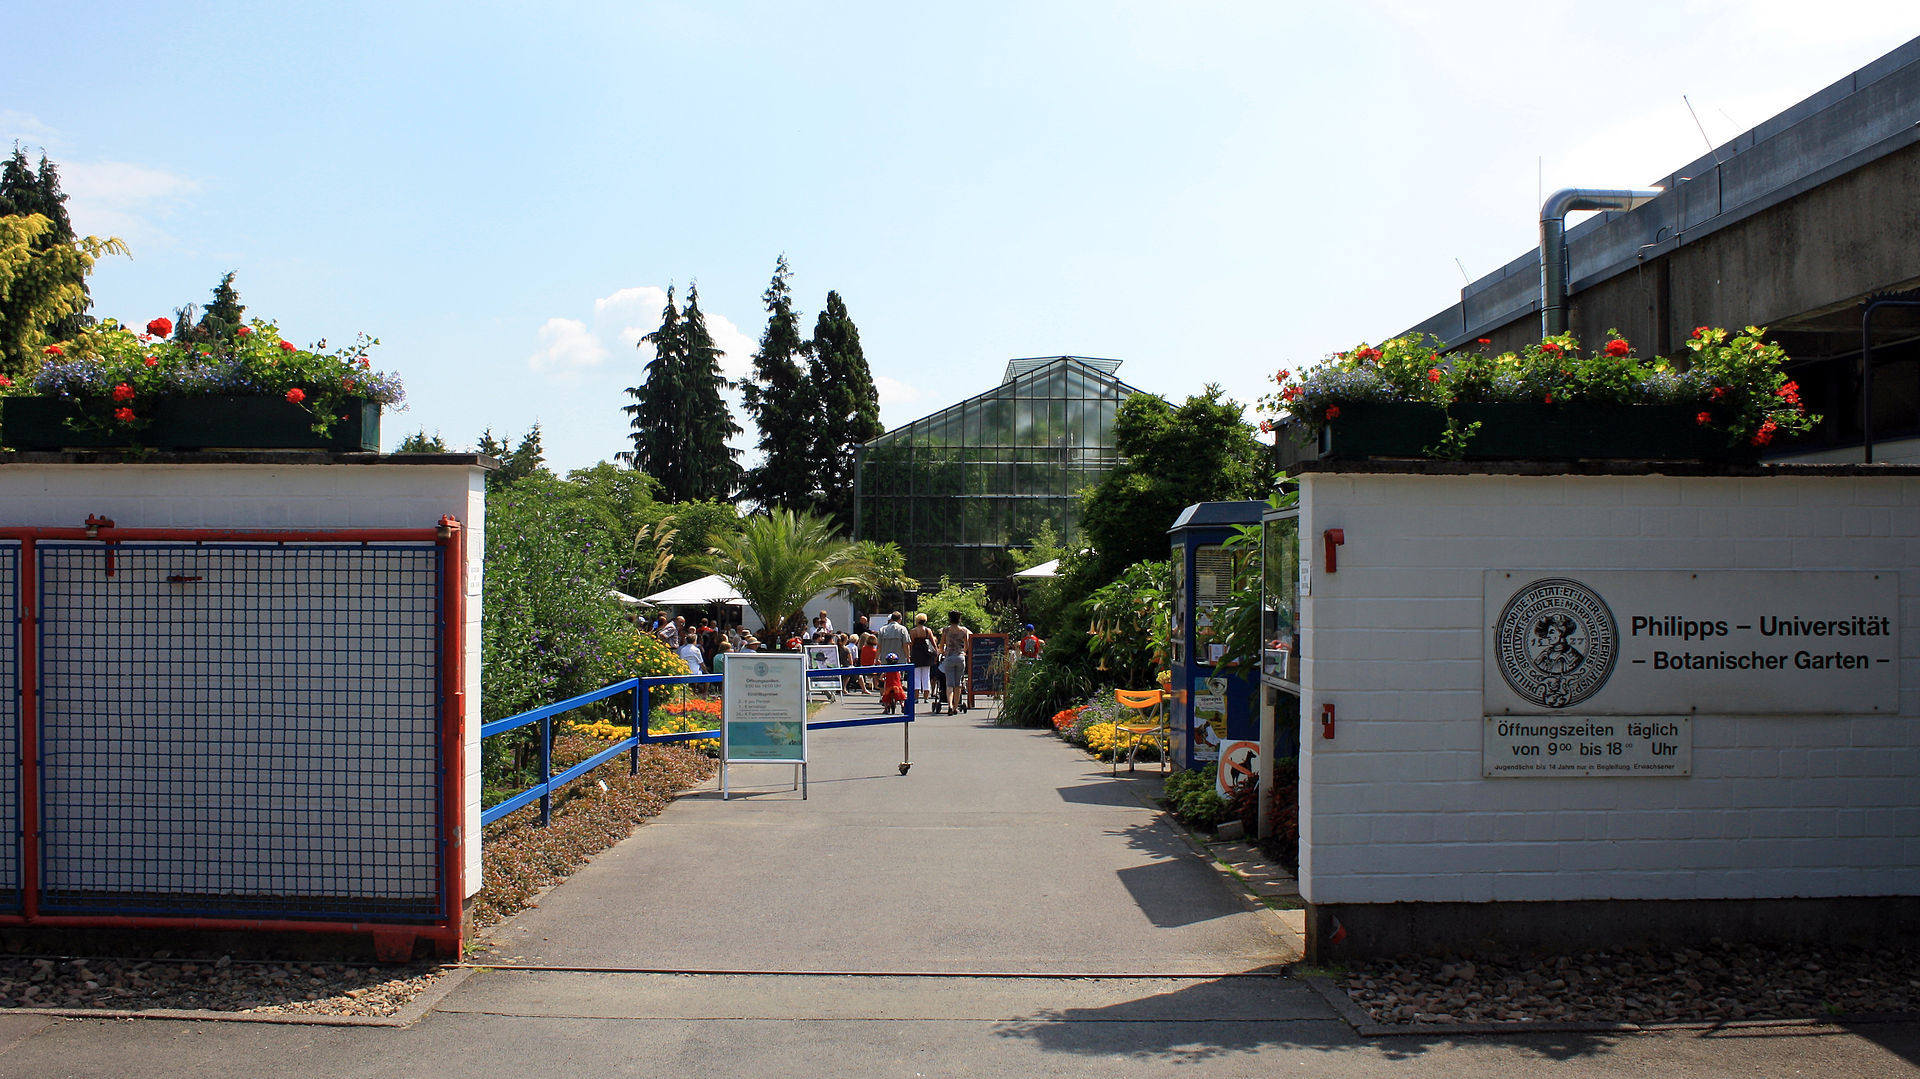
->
7, 3, 1917, 473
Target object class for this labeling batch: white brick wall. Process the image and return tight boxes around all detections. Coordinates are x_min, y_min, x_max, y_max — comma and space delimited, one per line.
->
1298, 471, 1920, 906
0, 460, 489, 898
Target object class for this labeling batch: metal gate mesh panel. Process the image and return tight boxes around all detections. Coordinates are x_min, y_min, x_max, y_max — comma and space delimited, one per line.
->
0, 543, 18, 913
36, 542, 442, 921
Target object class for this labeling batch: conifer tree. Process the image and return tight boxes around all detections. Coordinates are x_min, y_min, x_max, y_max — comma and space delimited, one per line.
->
807, 290, 883, 529
0, 148, 121, 372
678, 283, 743, 501
740, 255, 817, 511
622, 284, 742, 502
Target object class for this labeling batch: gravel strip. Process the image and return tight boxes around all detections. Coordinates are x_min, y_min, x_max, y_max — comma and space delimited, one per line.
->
1339, 940, 1920, 1026
0, 954, 447, 1017
0, 742, 716, 1020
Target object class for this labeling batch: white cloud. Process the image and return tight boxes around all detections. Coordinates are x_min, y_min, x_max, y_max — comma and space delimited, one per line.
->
527, 317, 610, 373
58, 159, 200, 241
873, 373, 922, 413
593, 285, 669, 321
0, 111, 60, 147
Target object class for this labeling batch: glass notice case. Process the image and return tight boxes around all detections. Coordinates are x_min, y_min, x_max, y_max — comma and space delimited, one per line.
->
1260, 506, 1300, 692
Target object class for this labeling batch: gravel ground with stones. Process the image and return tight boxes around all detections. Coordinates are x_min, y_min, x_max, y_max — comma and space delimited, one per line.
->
0, 740, 716, 1018
1340, 940, 1920, 1026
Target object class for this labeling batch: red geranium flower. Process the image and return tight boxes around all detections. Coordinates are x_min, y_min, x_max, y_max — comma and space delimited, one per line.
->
1695, 411, 1712, 426
1280, 386, 1300, 402
1275, 368, 1290, 382
1476, 338, 1491, 345
1750, 419, 1779, 446
1709, 386, 1727, 400
285, 387, 306, 404
343, 379, 355, 392
1258, 418, 1274, 434
43, 344, 62, 357
146, 317, 172, 337
144, 356, 158, 367
1692, 326, 1709, 339
113, 407, 136, 423
278, 340, 295, 352
0, 375, 12, 389
111, 382, 135, 402
1426, 368, 1442, 383
1544, 393, 1554, 404
1604, 338, 1630, 357
236, 325, 252, 337
1325, 406, 1341, 420
358, 356, 371, 368
1540, 341, 1562, 356
1355, 347, 1381, 363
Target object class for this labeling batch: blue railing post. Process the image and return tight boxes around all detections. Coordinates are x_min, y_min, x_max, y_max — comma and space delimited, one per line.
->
630, 681, 642, 775
538, 715, 552, 827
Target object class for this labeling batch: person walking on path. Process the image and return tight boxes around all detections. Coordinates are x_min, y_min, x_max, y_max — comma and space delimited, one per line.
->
858, 631, 880, 693
908, 613, 939, 710
1018, 624, 1045, 660
875, 612, 910, 680
939, 609, 971, 714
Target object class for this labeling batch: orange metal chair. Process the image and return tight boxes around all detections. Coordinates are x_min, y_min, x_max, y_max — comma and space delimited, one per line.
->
1113, 688, 1170, 776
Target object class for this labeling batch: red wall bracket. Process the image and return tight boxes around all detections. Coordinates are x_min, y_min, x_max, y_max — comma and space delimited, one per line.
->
1323, 528, 1344, 572
1321, 702, 1336, 740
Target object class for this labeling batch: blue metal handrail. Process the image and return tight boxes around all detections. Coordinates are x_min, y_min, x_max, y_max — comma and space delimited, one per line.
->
481, 664, 914, 827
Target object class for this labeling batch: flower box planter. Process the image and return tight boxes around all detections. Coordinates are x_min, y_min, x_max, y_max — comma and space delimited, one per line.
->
1314, 402, 1448, 458
1318, 402, 1751, 462
2, 396, 381, 452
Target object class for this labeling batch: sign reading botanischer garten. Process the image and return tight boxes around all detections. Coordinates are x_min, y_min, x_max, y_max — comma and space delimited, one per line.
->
1481, 571, 1897, 777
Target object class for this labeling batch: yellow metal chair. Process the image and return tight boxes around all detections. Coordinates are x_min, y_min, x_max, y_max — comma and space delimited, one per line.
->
1113, 688, 1170, 776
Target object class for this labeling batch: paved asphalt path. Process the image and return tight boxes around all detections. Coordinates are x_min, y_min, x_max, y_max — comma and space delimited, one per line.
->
0, 695, 1916, 1076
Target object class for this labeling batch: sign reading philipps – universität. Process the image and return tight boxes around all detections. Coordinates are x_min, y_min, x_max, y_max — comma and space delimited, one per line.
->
1480, 571, 1898, 778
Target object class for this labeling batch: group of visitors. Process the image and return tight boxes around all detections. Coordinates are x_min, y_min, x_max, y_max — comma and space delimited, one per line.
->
644, 607, 1045, 707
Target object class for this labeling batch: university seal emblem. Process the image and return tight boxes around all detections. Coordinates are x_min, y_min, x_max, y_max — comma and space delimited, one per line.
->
1494, 578, 1618, 708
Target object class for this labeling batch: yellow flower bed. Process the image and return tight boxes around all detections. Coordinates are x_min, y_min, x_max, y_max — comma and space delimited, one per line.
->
567, 696, 720, 756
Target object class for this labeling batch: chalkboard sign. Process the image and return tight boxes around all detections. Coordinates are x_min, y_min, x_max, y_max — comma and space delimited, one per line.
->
968, 633, 1009, 703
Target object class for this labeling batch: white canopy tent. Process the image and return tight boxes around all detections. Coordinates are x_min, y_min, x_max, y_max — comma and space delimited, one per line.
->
642, 573, 748, 607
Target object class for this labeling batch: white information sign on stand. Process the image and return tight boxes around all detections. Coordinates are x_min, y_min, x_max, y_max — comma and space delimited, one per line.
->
804, 643, 841, 701
721, 652, 808, 800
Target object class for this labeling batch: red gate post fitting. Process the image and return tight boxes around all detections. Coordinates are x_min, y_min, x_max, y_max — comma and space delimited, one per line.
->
1322, 528, 1344, 573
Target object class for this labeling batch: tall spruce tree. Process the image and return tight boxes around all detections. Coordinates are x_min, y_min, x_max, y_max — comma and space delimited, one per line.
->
678, 283, 743, 501
740, 255, 817, 511
622, 284, 742, 502
807, 290, 883, 530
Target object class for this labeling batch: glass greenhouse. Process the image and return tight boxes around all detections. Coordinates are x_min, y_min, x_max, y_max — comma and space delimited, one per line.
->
855, 356, 1144, 586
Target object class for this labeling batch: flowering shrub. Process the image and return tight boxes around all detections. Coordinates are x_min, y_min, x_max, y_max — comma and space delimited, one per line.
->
1051, 706, 1084, 734
22, 316, 403, 436
1260, 328, 1817, 450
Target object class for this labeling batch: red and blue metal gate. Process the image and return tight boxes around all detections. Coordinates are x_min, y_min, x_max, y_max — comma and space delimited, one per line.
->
0, 523, 466, 958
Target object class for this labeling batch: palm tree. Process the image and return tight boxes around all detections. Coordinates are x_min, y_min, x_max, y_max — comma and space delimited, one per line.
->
697, 509, 914, 649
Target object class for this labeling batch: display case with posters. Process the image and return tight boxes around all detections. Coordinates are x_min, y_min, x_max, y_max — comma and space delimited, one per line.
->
1261, 505, 1301, 692
1166, 501, 1265, 771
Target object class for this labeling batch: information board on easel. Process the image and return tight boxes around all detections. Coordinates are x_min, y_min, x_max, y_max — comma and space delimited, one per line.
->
721, 652, 808, 800
967, 632, 1008, 710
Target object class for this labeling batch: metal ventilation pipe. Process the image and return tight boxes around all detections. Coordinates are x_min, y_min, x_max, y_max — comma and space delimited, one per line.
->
1540, 187, 1662, 337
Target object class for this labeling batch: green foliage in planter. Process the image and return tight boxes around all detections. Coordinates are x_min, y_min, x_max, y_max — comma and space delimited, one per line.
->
1000, 649, 1094, 729
1163, 768, 1227, 827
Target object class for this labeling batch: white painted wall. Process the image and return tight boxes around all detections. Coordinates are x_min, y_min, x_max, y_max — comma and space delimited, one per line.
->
0, 460, 489, 898
1297, 471, 1920, 906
